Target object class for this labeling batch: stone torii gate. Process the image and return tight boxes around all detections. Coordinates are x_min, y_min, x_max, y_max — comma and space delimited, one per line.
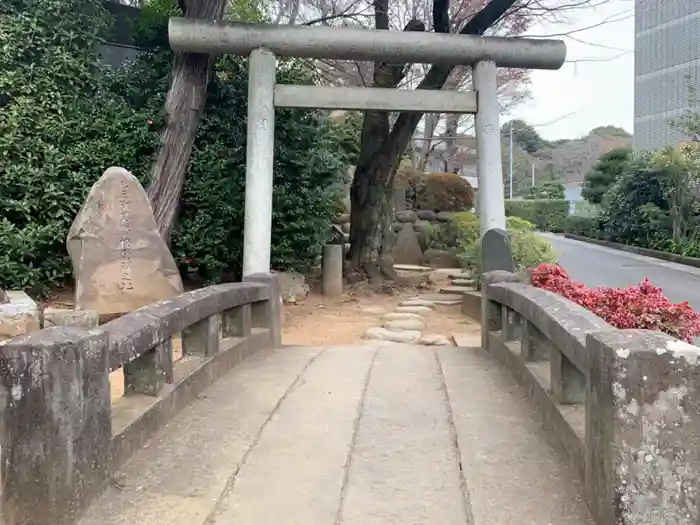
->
168, 19, 567, 277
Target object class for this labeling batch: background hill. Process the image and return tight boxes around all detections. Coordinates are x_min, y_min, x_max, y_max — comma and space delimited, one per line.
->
502, 122, 632, 196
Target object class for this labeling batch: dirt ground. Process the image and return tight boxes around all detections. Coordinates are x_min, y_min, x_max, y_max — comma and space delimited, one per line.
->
45, 280, 479, 402
282, 284, 475, 346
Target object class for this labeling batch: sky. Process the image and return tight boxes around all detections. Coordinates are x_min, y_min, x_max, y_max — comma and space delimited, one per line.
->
509, 0, 635, 140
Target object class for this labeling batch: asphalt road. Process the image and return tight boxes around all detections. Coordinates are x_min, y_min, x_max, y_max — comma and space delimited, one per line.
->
540, 233, 700, 310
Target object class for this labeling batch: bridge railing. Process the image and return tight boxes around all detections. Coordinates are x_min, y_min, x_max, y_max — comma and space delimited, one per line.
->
0, 273, 281, 525
483, 270, 700, 525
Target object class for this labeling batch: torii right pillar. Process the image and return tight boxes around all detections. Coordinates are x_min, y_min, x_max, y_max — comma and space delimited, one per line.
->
474, 60, 507, 237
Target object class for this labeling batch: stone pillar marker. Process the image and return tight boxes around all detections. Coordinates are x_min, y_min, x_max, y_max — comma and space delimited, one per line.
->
321, 244, 343, 296
66, 167, 183, 321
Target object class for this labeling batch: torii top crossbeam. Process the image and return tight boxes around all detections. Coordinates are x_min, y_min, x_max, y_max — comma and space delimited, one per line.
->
169, 18, 566, 71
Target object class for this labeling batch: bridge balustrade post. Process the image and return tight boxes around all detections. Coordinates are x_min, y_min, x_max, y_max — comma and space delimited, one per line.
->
183, 314, 220, 356
243, 273, 282, 347
501, 305, 520, 342
482, 270, 519, 350
585, 330, 700, 525
0, 327, 111, 525
222, 303, 252, 338
124, 339, 174, 396
550, 346, 585, 405
520, 321, 550, 362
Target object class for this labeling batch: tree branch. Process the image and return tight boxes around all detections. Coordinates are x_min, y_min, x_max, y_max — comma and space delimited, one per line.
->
381, 0, 519, 163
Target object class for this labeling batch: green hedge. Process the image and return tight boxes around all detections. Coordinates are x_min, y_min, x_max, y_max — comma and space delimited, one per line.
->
0, 1, 350, 293
564, 215, 605, 239
505, 199, 569, 232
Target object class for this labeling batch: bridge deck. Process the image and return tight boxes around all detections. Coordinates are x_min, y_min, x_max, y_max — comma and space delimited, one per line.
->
79, 343, 593, 525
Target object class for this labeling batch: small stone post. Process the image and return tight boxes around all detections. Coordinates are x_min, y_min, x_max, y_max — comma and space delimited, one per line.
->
321, 244, 343, 297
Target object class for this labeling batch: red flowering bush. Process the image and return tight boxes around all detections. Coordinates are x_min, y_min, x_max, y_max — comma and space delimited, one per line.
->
530, 264, 700, 342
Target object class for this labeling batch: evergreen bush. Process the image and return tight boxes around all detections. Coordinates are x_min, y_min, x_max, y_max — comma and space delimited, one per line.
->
0, 2, 349, 292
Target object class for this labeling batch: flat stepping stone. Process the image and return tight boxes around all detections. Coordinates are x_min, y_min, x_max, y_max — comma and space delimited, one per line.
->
399, 299, 435, 308
382, 312, 425, 321
395, 306, 433, 314
420, 333, 453, 346
394, 264, 433, 272
361, 306, 386, 314
364, 327, 422, 343
451, 278, 475, 287
416, 290, 464, 303
433, 300, 462, 306
440, 286, 473, 295
383, 318, 426, 331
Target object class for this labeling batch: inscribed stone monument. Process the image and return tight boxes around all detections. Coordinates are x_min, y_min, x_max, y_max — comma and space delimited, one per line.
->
67, 167, 183, 318
481, 228, 515, 274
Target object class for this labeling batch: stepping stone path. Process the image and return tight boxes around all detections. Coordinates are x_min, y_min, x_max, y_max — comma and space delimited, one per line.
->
363, 271, 475, 347
440, 285, 474, 295
451, 278, 475, 287
394, 264, 433, 272
399, 299, 435, 308
382, 312, 423, 321
384, 318, 426, 331
395, 306, 433, 314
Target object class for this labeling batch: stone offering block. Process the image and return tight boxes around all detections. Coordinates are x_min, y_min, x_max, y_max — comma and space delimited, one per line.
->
67, 167, 183, 318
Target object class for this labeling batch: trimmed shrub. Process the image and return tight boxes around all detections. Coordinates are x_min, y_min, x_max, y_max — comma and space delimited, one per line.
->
119, 55, 347, 282
0, 0, 157, 292
428, 211, 479, 250
531, 264, 700, 342
525, 180, 565, 200
564, 215, 605, 239
505, 199, 569, 232
0, 8, 348, 292
417, 172, 475, 212
396, 166, 425, 210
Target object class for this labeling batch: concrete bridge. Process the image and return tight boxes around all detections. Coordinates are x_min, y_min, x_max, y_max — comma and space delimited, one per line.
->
1, 271, 698, 525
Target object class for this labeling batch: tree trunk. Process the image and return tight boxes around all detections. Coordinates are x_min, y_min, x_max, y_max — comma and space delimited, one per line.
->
147, 0, 226, 243
347, 161, 395, 281
347, 0, 518, 279
345, 5, 425, 280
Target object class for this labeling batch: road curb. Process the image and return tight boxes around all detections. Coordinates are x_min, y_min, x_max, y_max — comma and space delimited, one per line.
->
563, 234, 700, 269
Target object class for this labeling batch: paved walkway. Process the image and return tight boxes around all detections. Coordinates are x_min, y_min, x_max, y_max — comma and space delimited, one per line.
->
80, 343, 593, 525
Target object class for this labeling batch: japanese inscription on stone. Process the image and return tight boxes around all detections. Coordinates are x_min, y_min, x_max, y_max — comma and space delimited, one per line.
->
67, 167, 183, 317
